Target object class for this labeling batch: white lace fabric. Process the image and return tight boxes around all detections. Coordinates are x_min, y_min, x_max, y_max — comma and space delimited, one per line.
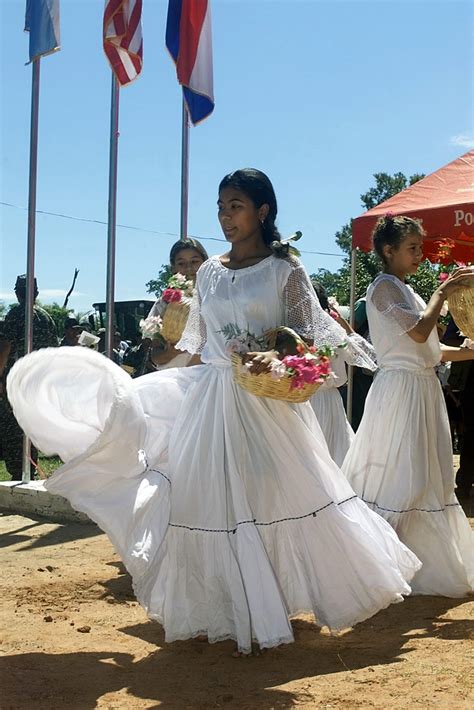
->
366, 274, 441, 370
177, 255, 376, 371
283, 261, 376, 368
176, 284, 207, 355
370, 275, 423, 335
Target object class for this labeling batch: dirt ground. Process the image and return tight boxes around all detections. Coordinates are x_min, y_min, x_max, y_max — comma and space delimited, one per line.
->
1, 502, 473, 710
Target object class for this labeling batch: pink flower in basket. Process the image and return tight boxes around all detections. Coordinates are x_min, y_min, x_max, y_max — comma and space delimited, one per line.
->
282, 353, 332, 390
162, 288, 182, 304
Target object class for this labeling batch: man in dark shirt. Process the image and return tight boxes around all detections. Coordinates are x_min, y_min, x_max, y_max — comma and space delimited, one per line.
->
0, 275, 57, 480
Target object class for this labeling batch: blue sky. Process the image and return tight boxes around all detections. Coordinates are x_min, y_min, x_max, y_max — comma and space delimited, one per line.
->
1, 0, 473, 315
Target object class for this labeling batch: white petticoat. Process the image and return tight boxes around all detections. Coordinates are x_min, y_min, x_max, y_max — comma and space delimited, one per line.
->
310, 388, 354, 467
343, 367, 474, 597
7, 348, 421, 652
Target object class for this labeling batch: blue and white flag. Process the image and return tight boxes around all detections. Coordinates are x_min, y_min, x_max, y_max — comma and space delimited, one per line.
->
25, 0, 60, 63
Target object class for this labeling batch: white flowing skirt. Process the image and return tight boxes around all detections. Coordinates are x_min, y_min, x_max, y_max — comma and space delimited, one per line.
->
310, 388, 354, 467
343, 367, 474, 597
7, 348, 421, 653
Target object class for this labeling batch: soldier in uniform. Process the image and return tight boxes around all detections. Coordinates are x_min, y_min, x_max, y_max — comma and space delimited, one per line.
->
0, 275, 58, 480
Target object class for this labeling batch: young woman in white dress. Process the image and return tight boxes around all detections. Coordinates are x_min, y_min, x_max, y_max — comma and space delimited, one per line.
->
342, 215, 474, 597
148, 238, 209, 371
310, 282, 376, 466
7, 170, 421, 655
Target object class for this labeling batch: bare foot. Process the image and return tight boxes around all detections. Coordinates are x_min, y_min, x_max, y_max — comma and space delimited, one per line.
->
232, 643, 262, 658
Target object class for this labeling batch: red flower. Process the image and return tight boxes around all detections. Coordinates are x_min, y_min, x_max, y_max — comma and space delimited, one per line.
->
162, 288, 182, 304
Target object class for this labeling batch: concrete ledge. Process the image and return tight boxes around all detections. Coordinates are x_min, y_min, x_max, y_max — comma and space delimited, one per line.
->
0, 480, 92, 524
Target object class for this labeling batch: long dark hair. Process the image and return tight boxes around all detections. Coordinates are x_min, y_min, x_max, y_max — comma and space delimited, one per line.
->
311, 280, 329, 312
218, 168, 289, 257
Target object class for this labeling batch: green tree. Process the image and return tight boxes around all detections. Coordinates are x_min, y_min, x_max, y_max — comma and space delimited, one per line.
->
311, 171, 438, 304
146, 264, 173, 298
38, 302, 73, 337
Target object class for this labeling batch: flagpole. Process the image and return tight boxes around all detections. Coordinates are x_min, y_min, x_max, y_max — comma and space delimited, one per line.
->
22, 57, 41, 482
180, 98, 190, 239
105, 74, 120, 359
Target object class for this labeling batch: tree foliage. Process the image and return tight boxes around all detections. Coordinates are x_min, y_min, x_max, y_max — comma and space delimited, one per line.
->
37, 302, 73, 337
146, 264, 173, 298
311, 171, 441, 304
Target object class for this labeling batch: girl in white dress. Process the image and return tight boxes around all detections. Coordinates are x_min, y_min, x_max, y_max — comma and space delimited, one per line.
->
310, 282, 375, 466
343, 215, 474, 597
7, 170, 421, 655
148, 238, 209, 371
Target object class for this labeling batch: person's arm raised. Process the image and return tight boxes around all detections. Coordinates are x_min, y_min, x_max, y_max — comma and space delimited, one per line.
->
408, 269, 474, 344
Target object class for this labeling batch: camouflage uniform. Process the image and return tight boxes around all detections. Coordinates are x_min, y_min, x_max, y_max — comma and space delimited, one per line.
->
0, 304, 57, 480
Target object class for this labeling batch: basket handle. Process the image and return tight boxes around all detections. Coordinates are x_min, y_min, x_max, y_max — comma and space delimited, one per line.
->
264, 326, 309, 353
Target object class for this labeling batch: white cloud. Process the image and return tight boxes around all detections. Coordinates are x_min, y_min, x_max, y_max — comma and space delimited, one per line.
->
39, 289, 69, 299
0, 291, 15, 301
450, 133, 474, 149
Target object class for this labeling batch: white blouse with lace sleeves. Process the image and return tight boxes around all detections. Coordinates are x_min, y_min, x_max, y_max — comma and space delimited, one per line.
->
283, 257, 346, 347
175, 282, 207, 355
370, 275, 423, 336
366, 274, 441, 370
283, 259, 377, 371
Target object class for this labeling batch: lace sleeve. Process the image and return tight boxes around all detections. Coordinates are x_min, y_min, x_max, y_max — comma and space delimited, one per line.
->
345, 332, 377, 366
283, 260, 376, 370
370, 277, 422, 335
175, 280, 207, 355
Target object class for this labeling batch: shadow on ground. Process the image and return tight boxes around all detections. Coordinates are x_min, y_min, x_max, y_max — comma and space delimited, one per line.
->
0, 512, 101, 550
1, 596, 472, 710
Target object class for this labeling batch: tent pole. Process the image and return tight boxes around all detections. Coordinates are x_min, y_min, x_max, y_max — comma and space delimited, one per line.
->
346, 247, 357, 426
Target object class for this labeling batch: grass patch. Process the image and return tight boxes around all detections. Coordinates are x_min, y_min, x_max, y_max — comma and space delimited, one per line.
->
0, 455, 62, 482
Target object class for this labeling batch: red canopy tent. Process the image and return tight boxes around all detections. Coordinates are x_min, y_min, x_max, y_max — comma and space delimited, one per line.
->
345, 150, 474, 424
352, 150, 474, 264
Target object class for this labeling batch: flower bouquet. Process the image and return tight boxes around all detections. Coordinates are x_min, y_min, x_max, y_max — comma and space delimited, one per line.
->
139, 314, 163, 340
161, 273, 195, 344
222, 323, 334, 403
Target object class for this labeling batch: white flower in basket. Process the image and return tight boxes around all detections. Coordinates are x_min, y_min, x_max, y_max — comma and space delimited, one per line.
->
139, 315, 163, 339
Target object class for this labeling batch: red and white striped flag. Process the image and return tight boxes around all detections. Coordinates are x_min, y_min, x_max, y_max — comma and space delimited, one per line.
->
103, 0, 143, 86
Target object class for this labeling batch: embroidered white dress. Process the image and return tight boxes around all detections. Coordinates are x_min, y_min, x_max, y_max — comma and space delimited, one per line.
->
342, 274, 474, 597
7, 256, 421, 653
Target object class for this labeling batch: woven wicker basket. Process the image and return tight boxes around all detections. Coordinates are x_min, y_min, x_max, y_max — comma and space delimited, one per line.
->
161, 299, 191, 344
448, 286, 474, 339
231, 327, 323, 403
